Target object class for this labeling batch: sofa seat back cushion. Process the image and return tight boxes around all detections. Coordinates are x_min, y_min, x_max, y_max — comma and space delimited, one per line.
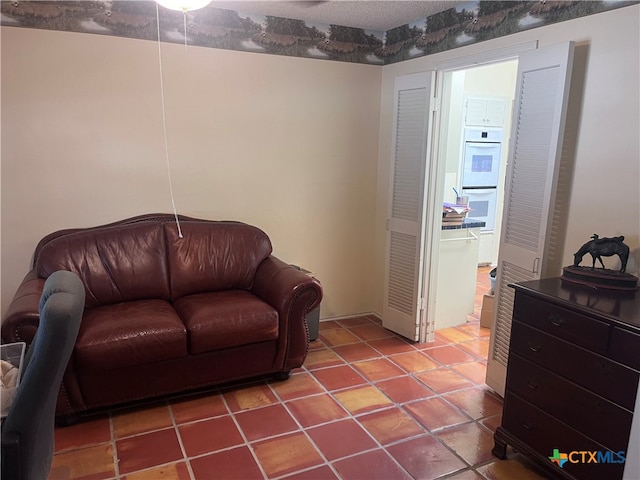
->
36, 223, 171, 308
174, 290, 278, 354
166, 222, 272, 299
75, 299, 187, 371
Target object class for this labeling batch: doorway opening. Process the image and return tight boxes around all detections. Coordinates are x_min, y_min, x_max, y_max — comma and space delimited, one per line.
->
433, 59, 518, 333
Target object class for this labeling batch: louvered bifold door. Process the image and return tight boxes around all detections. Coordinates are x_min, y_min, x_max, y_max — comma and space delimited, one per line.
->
382, 72, 435, 341
486, 42, 575, 396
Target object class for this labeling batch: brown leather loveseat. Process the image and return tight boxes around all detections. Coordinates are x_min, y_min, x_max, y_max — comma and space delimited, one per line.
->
1, 214, 322, 421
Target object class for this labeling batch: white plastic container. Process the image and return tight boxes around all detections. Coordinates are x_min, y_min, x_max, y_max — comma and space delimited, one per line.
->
1, 342, 26, 417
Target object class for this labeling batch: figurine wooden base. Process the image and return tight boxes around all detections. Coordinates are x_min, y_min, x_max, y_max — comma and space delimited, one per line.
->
561, 266, 638, 291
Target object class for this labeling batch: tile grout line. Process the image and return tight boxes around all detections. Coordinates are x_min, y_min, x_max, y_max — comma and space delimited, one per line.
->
290, 364, 421, 480
294, 357, 434, 475
299, 345, 478, 479
108, 412, 121, 480
264, 379, 344, 479
167, 400, 197, 480
222, 388, 271, 479
319, 319, 500, 478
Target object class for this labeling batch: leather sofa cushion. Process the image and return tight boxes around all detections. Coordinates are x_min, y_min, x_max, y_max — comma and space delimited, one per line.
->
36, 223, 170, 308
166, 222, 272, 299
174, 290, 278, 354
75, 299, 187, 371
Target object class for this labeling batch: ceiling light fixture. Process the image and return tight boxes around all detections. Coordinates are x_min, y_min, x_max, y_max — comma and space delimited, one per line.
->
156, 0, 212, 12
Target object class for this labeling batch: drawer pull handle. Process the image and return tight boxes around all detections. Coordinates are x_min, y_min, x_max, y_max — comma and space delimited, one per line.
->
522, 422, 533, 430
527, 380, 539, 390
528, 342, 542, 352
549, 313, 564, 327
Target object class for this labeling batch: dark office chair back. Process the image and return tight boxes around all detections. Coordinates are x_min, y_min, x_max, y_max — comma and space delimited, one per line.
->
1, 270, 85, 480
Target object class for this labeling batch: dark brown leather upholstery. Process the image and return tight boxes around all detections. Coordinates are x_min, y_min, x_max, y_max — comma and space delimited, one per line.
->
1, 214, 322, 420
175, 291, 279, 354
36, 223, 172, 307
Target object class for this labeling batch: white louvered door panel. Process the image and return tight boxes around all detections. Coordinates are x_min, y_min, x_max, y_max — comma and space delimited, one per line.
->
491, 262, 534, 367
383, 72, 435, 341
486, 42, 574, 396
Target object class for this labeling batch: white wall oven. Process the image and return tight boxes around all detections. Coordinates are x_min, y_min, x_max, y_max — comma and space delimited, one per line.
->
461, 128, 503, 232
461, 187, 498, 231
461, 128, 503, 188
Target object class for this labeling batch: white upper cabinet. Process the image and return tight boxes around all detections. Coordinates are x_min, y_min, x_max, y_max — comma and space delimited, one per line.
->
465, 97, 507, 127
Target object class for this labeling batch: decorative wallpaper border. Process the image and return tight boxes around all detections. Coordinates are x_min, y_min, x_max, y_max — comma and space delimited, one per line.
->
1, 1, 637, 65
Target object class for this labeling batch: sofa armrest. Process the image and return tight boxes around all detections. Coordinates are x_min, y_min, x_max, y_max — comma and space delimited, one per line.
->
252, 256, 322, 370
1, 270, 46, 345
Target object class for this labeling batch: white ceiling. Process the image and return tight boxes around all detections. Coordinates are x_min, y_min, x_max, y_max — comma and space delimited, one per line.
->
212, 1, 468, 31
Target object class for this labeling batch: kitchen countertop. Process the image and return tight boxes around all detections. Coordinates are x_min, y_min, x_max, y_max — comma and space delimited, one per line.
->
442, 218, 486, 230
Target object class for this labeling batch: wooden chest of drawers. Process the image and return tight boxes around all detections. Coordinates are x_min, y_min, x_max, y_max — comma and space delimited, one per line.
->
492, 277, 640, 480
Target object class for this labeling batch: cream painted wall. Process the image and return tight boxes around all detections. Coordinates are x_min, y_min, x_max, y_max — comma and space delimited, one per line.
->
2, 6, 639, 322
374, 6, 640, 315
0, 27, 382, 319
443, 70, 465, 181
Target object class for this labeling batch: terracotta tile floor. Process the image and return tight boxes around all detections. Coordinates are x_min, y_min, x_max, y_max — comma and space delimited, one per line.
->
49, 267, 548, 480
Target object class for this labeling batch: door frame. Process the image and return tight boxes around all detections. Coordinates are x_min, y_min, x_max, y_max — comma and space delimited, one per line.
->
421, 41, 538, 341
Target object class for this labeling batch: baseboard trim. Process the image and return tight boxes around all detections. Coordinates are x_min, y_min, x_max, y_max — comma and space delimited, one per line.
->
319, 311, 382, 322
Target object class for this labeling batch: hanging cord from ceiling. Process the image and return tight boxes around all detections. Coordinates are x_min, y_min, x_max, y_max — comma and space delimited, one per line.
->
155, 2, 183, 238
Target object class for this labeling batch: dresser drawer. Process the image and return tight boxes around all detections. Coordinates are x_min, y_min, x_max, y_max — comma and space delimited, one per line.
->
513, 293, 610, 353
503, 393, 626, 480
507, 353, 633, 451
510, 321, 639, 411
609, 327, 640, 370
